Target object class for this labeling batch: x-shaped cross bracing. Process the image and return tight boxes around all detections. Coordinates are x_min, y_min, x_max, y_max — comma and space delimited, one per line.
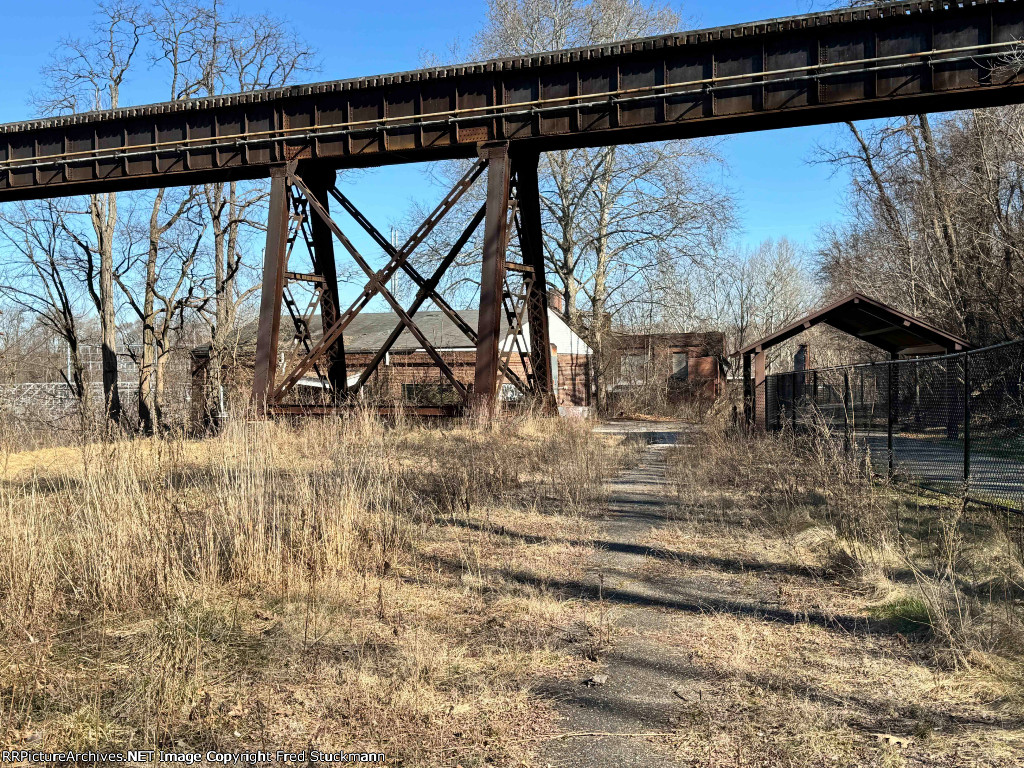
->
254, 148, 546, 413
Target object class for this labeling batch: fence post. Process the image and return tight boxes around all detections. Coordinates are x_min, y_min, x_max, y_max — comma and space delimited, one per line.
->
888, 358, 897, 478
791, 371, 798, 432
843, 369, 852, 453
963, 352, 971, 497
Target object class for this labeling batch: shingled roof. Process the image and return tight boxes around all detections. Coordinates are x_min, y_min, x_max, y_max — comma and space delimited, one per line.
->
195, 310, 526, 357
343, 310, 485, 352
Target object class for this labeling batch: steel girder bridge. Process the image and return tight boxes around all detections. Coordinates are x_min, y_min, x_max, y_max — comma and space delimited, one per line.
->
0, 0, 1023, 415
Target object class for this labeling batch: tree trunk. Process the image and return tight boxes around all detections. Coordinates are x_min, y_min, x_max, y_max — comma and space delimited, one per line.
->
139, 190, 165, 435
590, 149, 614, 412
94, 191, 122, 429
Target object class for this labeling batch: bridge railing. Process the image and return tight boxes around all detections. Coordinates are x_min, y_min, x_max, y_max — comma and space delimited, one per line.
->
765, 339, 1024, 513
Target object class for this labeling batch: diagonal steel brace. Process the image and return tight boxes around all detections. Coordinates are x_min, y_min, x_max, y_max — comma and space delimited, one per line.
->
272, 159, 487, 400
279, 174, 469, 401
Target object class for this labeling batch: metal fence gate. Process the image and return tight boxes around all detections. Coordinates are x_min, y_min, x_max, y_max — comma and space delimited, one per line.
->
765, 340, 1024, 512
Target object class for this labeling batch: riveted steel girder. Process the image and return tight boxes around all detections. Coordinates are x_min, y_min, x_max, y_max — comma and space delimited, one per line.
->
1, 0, 1023, 200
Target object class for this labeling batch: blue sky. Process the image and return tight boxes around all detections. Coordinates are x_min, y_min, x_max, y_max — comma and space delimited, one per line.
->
0, 0, 853, 254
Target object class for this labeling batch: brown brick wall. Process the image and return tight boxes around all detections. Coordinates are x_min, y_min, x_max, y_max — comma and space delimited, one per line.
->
345, 350, 591, 406
192, 346, 594, 415
609, 332, 724, 401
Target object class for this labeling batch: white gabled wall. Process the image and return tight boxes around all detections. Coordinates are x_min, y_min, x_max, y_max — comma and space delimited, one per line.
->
500, 309, 592, 355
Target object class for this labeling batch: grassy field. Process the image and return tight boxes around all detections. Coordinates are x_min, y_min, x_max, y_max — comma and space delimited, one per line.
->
0, 412, 632, 765
650, 425, 1024, 765
2, 411, 1023, 766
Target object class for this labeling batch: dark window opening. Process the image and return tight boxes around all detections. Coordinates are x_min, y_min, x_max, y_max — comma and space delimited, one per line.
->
670, 352, 689, 384
402, 382, 461, 405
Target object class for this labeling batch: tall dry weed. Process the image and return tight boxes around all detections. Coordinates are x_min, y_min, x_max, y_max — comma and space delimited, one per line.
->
669, 420, 1024, 671
0, 410, 619, 754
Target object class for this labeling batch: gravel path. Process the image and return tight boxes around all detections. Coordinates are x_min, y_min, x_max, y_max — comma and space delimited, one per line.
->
533, 420, 1024, 768
538, 421, 696, 767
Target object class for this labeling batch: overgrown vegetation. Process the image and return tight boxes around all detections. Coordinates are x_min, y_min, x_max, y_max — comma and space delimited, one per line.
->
672, 422, 1024, 663
0, 413, 625, 763
642, 421, 1024, 764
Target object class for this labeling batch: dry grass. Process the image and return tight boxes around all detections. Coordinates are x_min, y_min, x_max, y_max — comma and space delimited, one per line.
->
646, 422, 1024, 765
0, 411, 627, 764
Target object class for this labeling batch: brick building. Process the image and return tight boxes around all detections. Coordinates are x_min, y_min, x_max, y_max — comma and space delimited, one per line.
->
606, 331, 725, 406
192, 307, 593, 419
338, 309, 593, 407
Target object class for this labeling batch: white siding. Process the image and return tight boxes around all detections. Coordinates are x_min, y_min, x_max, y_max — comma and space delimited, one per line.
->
500, 310, 592, 355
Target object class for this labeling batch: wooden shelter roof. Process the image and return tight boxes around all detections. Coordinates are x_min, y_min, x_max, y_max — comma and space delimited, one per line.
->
738, 293, 971, 357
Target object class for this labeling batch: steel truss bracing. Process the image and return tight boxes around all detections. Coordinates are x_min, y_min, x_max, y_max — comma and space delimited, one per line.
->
251, 143, 556, 416
2, 1, 1020, 419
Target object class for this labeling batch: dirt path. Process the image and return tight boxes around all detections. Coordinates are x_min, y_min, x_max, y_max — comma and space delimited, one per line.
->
535, 421, 1024, 767
538, 421, 698, 767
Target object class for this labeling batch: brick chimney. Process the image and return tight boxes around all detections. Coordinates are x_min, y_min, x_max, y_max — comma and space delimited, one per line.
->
548, 288, 564, 314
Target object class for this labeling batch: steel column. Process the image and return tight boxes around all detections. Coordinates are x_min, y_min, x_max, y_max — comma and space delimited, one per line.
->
753, 349, 766, 431
304, 167, 348, 398
963, 353, 971, 492
791, 371, 798, 432
475, 143, 512, 414
743, 352, 753, 426
888, 354, 898, 477
252, 165, 292, 410
513, 151, 555, 409
843, 369, 853, 453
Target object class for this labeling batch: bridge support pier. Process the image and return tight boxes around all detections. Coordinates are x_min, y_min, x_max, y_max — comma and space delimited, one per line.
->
305, 168, 348, 400
474, 143, 512, 417
252, 164, 291, 412
248, 149, 551, 419
513, 150, 556, 412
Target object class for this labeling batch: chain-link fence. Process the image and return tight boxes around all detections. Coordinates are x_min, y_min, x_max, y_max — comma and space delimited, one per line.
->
765, 340, 1024, 512
0, 346, 196, 435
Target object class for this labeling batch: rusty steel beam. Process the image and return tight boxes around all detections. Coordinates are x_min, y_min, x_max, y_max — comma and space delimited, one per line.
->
272, 159, 487, 400
252, 165, 291, 409
288, 173, 470, 402
271, 404, 464, 418
329, 188, 479, 346
279, 187, 335, 387
475, 143, 512, 413
2, 1, 1024, 200
513, 151, 555, 407
304, 168, 348, 398
498, 272, 533, 392
349, 203, 487, 394
328, 184, 527, 394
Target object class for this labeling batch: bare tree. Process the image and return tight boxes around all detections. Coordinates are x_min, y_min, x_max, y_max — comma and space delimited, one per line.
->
39, 0, 146, 428
687, 238, 812, 361
415, 0, 733, 409
115, 190, 205, 432
816, 109, 1024, 343
147, 0, 317, 418
0, 201, 91, 407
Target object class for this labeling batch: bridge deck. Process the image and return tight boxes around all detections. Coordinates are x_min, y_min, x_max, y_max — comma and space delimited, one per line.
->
0, 0, 1022, 200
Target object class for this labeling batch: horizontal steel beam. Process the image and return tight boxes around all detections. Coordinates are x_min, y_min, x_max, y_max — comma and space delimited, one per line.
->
271, 404, 464, 418
0, 0, 1023, 200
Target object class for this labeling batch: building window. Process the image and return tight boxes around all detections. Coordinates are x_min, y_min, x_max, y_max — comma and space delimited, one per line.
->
670, 352, 689, 383
402, 382, 460, 405
619, 352, 650, 386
